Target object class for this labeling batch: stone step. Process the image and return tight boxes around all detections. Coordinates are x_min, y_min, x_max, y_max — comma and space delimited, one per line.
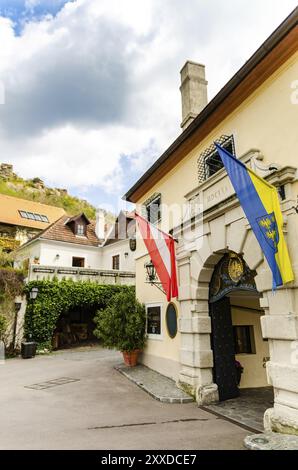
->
244, 432, 298, 450
115, 364, 194, 404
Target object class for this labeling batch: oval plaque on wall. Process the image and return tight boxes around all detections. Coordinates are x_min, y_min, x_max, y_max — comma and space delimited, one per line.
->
129, 237, 136, 252
166, 303, 178, 338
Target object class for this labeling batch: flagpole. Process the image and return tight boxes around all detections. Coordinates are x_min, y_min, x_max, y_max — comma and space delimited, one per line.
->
134, 212, 179, 243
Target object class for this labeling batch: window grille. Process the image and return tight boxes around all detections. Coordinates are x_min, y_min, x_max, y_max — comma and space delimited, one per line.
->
197, 135, 235, 183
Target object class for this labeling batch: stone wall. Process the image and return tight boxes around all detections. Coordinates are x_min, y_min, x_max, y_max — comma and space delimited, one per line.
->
3, 296, 27, 351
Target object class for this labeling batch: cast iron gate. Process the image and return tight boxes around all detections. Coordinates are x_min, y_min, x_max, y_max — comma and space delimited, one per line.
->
210, 297, 239, 401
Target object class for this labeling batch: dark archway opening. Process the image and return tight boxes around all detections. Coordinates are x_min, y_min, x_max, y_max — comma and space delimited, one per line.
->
209, 252, 270, 401
52, 306, 99, 350
207, 252, 273, 430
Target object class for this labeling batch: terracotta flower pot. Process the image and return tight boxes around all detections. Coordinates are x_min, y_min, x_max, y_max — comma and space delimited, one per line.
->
122, 350, 141, 367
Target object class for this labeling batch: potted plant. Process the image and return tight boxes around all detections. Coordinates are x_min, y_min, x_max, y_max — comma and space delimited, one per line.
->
235, 360, 244, 385
94, 289, 146, 367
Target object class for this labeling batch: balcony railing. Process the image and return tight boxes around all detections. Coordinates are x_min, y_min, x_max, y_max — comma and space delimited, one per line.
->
28, 264, 135, 285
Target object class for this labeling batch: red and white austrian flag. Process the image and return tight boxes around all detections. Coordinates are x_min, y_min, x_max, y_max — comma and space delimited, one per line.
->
135, 213, 178, 301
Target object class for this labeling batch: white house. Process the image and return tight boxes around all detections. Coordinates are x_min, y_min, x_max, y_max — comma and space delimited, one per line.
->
15, 210, 136, 284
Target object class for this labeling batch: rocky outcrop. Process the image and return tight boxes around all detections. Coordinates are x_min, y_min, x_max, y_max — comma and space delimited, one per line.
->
0, 164, 16, 180
0, 161, 111, 222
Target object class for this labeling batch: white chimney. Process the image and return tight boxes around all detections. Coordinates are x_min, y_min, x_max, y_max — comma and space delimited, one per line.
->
95, 209, 105, 240
180, 61, 208, 131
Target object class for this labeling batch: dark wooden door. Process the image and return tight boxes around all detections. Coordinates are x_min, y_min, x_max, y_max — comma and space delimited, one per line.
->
210, 297, 239, 401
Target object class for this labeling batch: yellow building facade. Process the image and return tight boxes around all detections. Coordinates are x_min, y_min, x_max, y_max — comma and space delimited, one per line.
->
124, 11, 298, 434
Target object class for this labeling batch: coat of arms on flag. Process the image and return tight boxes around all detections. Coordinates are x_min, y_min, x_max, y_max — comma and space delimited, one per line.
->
215, 143, 294, 289
256, 213, 279, 253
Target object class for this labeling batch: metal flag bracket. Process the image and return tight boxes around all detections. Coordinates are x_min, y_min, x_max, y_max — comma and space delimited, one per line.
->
292, 196, 298, 214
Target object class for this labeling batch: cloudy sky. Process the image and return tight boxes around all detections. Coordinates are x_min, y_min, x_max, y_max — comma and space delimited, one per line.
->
0, 0, 296, 213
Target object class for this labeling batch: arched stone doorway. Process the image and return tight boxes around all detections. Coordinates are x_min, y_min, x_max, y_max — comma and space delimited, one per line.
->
176, 165, 298, 433
209, 251, 270, 402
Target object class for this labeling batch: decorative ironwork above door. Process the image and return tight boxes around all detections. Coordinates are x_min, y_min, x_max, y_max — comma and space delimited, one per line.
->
209, 252, 257, 303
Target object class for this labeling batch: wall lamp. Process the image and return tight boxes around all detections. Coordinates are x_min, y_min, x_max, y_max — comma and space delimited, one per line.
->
144, 260, 165, 294
14, 302, 22, 312
29, 287, 39, 301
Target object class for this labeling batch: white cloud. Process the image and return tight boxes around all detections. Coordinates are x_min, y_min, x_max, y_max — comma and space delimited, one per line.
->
25, 0, 40, 9
0, 0, 296, 202
0, 123, 161, 192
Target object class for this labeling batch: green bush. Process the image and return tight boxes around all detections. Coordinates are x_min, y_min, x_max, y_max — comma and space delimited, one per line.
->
24, 279, 134, 349
0, 267, 24, 303
0, 248, 14, 269
94, 289, 146, 352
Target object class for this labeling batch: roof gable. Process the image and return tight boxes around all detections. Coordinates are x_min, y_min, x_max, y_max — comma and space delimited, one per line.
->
104, 211, 136, 246
65, 213, 91, 226
19, 214, 103, 248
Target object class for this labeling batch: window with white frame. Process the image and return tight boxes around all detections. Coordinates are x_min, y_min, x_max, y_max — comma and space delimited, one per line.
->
146, 304, 162, 338
18, 210, 49, 223
76, 224, 85, 236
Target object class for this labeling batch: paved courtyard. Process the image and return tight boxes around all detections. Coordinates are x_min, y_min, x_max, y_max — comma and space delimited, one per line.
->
204, 387, 274, 432
0, 347, 248, 450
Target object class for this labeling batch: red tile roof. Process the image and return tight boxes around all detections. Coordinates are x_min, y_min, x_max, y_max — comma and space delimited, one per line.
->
30, 215, 102, 247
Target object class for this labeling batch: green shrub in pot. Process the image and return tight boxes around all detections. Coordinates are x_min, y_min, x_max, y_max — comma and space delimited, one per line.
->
94, 289, 146, 362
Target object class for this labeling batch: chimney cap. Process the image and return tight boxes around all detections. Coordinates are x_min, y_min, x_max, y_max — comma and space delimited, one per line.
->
180, 60, 206, 73
180, 59, 208, 131
96, 207, 105, 215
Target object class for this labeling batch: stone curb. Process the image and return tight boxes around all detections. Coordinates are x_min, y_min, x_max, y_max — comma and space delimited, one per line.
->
200, 405, 261, 434
115, 365, 194, 404
244, 432, 298, 450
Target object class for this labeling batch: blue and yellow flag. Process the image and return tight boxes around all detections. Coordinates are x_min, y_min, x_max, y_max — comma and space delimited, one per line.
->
215, 143, 294, 289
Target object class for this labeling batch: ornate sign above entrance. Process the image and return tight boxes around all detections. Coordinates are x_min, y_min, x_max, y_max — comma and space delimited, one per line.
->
227, 254, 244, 283
209, 252, 257, 303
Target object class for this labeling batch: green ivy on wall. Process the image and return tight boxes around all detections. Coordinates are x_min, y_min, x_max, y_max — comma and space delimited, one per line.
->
24, 279, 134, 350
